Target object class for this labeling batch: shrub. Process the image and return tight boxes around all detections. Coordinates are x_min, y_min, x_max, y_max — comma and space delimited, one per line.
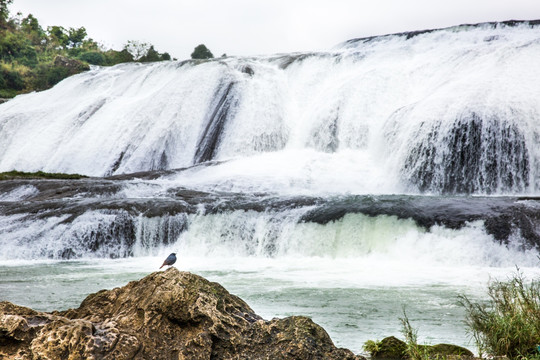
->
363, 339, 381, 354
191, 44, 213, 59
32, 63, 71, 89
46, 65, 69, 86
0, 88, 16, 98
2, 69, 24, 90
103, 49, 133, 65
460, 270, 540, 359
79, 51, 106, 65
139, 45, 161, 62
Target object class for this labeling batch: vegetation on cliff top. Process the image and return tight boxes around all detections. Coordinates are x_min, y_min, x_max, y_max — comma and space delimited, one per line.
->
0, 0, 171, 98
0, 170, 88, 180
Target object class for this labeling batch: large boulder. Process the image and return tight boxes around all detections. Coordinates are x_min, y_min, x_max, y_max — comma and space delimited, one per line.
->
53, 55, 90, 74
0, 268, 362, 359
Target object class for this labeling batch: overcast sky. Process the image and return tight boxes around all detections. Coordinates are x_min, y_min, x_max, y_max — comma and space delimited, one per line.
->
10, 0, 540, 60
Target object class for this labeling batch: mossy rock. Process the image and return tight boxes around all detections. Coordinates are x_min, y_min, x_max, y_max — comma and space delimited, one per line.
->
424, 343, 474, 357
369, 336, 473, 360
372, 336, 408, 359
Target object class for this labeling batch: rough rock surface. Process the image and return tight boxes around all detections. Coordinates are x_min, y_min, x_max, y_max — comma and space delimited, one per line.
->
53, 55, 90, 74
371, 336, 474, 359
0, 268, 362, 359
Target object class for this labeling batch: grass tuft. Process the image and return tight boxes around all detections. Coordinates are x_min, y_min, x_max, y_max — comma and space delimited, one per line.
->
459, 269, 540, 360
400, 307, 426, 360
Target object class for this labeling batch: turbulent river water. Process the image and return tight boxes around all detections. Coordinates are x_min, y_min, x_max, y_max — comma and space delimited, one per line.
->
2, 20, 540, 354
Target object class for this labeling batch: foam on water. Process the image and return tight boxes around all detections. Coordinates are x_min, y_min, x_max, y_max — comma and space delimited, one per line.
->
1, 23, 540, 194
0, 185, 39, 201
2, 22, 540, 355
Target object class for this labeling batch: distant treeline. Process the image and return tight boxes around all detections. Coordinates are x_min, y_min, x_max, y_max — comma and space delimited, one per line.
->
0, 0, 171, 98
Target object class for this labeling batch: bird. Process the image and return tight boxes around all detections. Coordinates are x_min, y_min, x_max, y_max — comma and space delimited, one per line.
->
160, 253, 177, 269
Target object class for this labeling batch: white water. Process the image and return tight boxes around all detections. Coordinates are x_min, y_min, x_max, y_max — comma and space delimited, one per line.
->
2, 22, 540, 355
1, 23, 540, 194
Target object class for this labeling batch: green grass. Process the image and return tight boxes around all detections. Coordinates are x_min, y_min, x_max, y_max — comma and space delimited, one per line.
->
459, 270, 540, 360
400, 308, 427, 360
363, 339, 381, 354
0, 170, 88, 180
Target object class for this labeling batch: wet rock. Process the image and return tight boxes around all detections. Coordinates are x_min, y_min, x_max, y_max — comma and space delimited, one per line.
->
370, 336, 474, 360
0, 268, 362, 359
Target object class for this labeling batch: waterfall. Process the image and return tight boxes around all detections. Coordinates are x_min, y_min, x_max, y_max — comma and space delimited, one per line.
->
3, 22, 540, 355
1, 21, 540, 195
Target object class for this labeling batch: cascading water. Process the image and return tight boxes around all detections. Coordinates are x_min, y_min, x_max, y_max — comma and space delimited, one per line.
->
2, 21, 540, 354
1, 21, 540, 194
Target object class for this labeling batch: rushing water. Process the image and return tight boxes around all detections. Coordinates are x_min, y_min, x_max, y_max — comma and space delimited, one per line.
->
2, 21, 540, 355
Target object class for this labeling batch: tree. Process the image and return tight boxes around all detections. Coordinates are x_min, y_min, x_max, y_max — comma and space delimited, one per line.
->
47, 25, 69, 48
191, 44, 213, 59
0, 0, 13, 29
139, 45, 160, 62
21, 14, 42, 34
67, 27, 87, 48
124, 40, 150, 61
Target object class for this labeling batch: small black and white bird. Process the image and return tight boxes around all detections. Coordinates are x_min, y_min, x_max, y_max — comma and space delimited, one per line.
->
160, 253, 177, 269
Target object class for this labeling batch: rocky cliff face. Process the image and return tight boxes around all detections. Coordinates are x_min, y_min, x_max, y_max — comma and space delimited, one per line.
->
0, 268, 362, 359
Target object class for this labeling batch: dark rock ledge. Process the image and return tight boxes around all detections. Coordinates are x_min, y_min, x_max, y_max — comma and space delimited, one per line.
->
0, 268, 362, 360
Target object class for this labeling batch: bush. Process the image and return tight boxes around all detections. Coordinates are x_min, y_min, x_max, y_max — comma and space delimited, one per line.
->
0, 88, 16, 98
1, 69, 24, 90
79, 51, 106, 65
32, 63, 71, 90
460, 270, 540, 359
46, 66, 69, 86
191, 44, 213, 59
103, 49, 133, 65
139, 45, 161, 62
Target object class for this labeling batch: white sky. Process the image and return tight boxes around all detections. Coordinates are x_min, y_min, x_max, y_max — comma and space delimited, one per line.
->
10, 0, 540, 60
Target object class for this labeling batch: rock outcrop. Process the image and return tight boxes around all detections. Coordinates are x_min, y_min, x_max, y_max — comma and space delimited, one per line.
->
53, 55, 90, 74
0, 268, 362, 359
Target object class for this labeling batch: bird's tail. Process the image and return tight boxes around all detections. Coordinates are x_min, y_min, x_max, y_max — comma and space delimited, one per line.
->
159, 264, 165, 269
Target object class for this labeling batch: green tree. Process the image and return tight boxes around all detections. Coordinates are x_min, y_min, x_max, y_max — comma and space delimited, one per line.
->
0, 0, 13, 29
191, 44, 213, 59
21, 14, 41, 33
0, 31, 36, 64
47, 25, 69, 49
139, 45, 160, 62
67, 27, 87, 48
0, 3, 172, 98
